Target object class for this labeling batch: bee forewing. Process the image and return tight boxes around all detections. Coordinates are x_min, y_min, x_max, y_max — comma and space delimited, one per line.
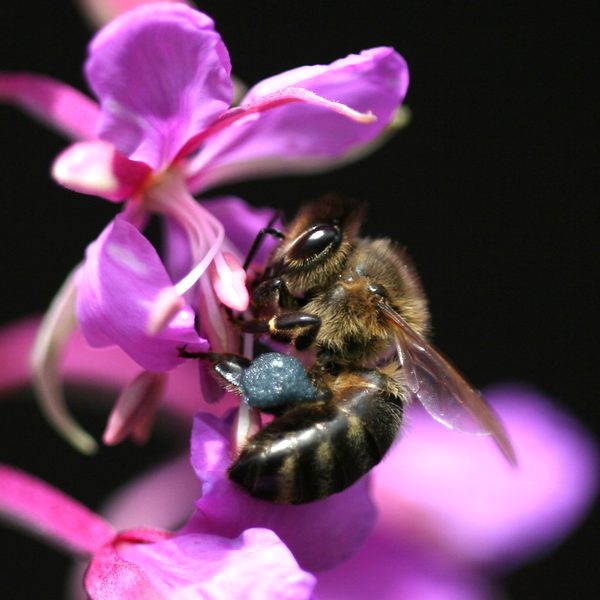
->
380, 302, 517, 466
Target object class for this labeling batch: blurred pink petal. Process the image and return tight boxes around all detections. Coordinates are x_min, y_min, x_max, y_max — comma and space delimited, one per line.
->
100, 455, 198, 531
0, 461, 314, 599
373, 384, 599, 569
161, 216, 194, 284
0, 318, 39, 392
0, 317, 230, 420
29, 266, 99, 454
0, 464, 114, 555
103, 371, 167, 445
316, 533, 491, 600
0, 73, 100, 140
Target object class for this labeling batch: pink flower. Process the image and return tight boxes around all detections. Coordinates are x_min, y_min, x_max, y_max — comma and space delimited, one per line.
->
0, 3, 409, 451
0, 464, 315, 599
0, 317, 597, 598
186, 413, 377, 573
316, 385, 599, 598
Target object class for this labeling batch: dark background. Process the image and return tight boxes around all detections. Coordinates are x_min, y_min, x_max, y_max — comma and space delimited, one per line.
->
1, 1, 597, 597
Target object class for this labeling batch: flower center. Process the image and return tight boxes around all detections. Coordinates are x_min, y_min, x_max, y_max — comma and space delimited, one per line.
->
142, 168, 248, 335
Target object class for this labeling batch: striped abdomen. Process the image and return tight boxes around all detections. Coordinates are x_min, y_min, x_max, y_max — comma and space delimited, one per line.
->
228, 369, 404, 504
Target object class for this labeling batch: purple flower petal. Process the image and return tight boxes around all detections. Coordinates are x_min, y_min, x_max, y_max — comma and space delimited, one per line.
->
162, 196, 278, 284
162, 215, 194, 285
373, 384, 599, 569
119, 528, 316, 599
186, 47, 408, 192
203, 196, 280, 266
85, 3, 232, 170
103, 371, 167, 445
186, 413, 377, 572
316, 533, 491, 600
0, 73, 100, 140
177, 83, 375, 161
76, 216, 208, 371
85, 528, 173, 600
52, 140, 151, 201
100, 455, 198, 532
0, 317, 226, 423
0, 463, 114, 555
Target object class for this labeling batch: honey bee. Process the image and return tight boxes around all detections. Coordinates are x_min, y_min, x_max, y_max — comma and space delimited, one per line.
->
183, 196, 516, 504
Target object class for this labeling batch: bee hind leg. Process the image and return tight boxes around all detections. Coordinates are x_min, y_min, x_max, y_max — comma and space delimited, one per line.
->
229, 369, 404, 504
178, 348, 251, 395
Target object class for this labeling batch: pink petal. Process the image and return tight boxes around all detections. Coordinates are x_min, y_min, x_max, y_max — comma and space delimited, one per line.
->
203, 197, 280, 266
373, 385, 599, 569
119, 528, 316, 599
100, 455, 199, 532
52, 140, 151, 201
147, 287, 186, 336
186, 47, 408, 192
316, 532, 491, 600
187, 413, 377, 571
0, 318, 42, 394
0, 73, 100, 140
103, 371, 167, 445
209, 251, 249, 312
76, 216, 208, 371
78, 0, 193, 29
85, 528, 172, 600
162, 197, 279, 285
0, 464, 114, 555
178, 84, 375, 161
161, 216, 194, 291
85, 3, 232, 170
0, 317, 229, 421
195, 276, 240, 354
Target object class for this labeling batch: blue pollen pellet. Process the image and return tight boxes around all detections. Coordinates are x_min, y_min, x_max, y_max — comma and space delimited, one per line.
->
240, 353, 317, 409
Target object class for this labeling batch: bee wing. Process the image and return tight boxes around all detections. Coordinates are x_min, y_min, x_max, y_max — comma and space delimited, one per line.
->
379, 302, 517, 465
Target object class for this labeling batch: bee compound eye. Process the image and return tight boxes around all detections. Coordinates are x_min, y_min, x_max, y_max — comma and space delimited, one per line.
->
288, 224, 341, 261
368, 283, 387, 297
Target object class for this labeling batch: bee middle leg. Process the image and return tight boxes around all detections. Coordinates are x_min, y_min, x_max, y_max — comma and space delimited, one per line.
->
241, 312, 321, 350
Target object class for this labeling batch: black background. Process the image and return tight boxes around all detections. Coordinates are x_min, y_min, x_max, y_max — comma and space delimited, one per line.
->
1, 1, 598, 598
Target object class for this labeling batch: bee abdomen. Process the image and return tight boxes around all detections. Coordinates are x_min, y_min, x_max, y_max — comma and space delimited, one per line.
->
228, 371, 403, 504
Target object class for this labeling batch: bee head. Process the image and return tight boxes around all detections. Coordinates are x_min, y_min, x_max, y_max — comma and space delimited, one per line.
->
270, 195, 366, 293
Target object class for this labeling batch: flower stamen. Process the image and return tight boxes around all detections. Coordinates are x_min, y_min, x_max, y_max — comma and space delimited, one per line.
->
103, 371, 167, 446
30, 266, 98, 454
